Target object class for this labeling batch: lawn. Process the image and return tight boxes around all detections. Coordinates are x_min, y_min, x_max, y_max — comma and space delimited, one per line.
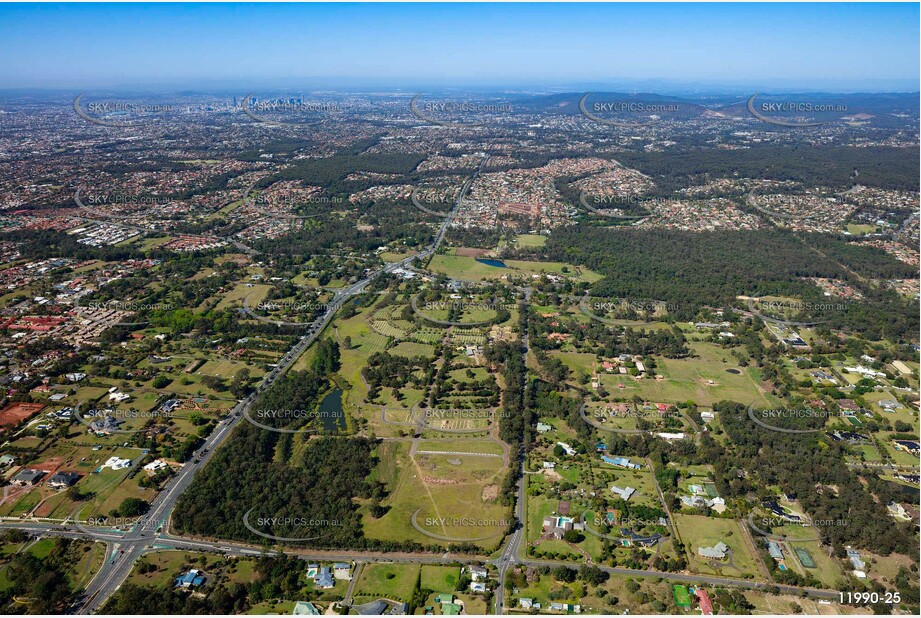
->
127, 551, 207, 588
362, 442, 508, 549
352, 563, 420, 603
674, 514, 761, 578
245, 600, 296, 614
786, 540, 845, 588
420, 565, 461, 593
215, 283, 272, 310
595, 341, 779, 407
390, 341, 436, 358
592, 465, 663, 510
47, 454, 155, 520
196, 359, 251, 379
428, 254, 602, 283
514, 234, 547, 248
416, 438, 504, 455
70, 540, 107, 591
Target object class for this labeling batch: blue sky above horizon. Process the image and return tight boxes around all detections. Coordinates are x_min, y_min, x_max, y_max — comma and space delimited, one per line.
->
0, 2, 918, 93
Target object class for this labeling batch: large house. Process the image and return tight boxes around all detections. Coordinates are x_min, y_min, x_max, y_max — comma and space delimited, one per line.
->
292, 601, 321, 615
600, 455, 640, 469
88, 415, 124, 436
893, 439, 920, 455
698, 542, 730, 560
175, 569, 206, 589
542, 515, 574, 538
696, 589, 714, 616
766, 540, 784, 560
556, 442, 576, 456
315, 566, 334, 589
103, 456, 132, 470
763, 500, 802, 522
48, 471, 81, 489
11, 468, 45, 486
468, 565, 488, 582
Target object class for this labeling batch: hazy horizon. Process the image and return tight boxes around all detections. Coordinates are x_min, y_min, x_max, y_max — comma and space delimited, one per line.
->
0, 2, 918, 92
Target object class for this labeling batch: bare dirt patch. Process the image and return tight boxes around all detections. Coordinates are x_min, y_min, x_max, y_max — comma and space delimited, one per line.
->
423, 476, 459, 485
455, 247, 491, 258
541, 468, 563, 482
0, 402, 45, 428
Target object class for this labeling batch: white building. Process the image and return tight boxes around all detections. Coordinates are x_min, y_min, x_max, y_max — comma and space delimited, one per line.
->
103, 456, 131, 470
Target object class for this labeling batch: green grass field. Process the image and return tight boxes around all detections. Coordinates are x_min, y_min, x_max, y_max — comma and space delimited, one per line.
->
674, 514, 760, 578
594, 342, 779, 407
786, 540, 845, 588
352, 563, 420, 603
390, 341, 436, 358
514, 234, 548, 248
420, 565, 461, 593
215, 283, 272, 310
362, 441, 508, 548
428, 254, 602, 283
592, 465, 662, 510
416, 438, 504, 455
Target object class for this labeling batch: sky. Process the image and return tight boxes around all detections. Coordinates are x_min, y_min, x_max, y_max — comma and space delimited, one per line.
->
0, 2, 918, 92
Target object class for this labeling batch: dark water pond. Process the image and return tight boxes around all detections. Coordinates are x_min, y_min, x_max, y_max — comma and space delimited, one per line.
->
475, 258, 507, 268
317, 389, 346, 431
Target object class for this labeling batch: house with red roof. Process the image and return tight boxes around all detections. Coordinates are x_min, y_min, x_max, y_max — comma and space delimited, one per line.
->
695, 589, 713, 615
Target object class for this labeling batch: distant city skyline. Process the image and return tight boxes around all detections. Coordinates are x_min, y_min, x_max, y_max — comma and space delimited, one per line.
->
0, 2, 918, 92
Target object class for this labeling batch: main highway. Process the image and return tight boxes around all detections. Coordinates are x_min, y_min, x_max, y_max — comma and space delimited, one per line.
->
63, 156, 487, 613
